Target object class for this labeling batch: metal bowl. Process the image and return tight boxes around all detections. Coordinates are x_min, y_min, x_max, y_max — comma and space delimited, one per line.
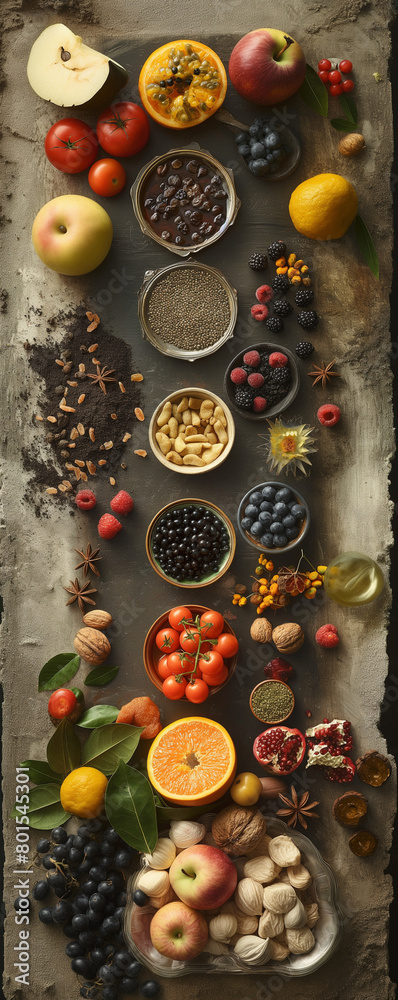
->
237, 480, 310, 555
138, 260, 237, 361
146, 497, 236, 588
224, 343, 299, 421
130, 144, 241, 257
143, 605, 238, 697
149, 387, 235, 475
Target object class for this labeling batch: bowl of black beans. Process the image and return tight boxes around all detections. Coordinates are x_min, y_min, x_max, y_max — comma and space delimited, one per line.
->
237, 481, 310, 554
146, 499, 235, 587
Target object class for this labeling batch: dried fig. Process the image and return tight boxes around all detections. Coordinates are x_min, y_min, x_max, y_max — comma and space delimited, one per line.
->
355, 751, 391, 787
332, 791, 368, 827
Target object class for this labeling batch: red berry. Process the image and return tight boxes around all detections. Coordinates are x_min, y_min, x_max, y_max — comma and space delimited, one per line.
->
97, 513, 122, 539
230, 367, 247, 385
342, 79, 355, 92
251, 303, 269, 322
248, 372, 265, 388
253, 396, 267, 413
315, 624, 339, 649
318, 71, 330, 84
317, 403, 341, 427
243, 350, 261, 366
48, 689, 77, 720
318, 59, 331, 71
255, 284, 274, 304
269, 352, 288, 368
330, 83, 343, 96
75, 489, 96, 511
329, 70, 342, 84
110, 490, 134, 515
339, 59, 353, 73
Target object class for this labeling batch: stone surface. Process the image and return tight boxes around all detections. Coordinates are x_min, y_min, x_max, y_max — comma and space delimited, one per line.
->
0, 2, 396, 999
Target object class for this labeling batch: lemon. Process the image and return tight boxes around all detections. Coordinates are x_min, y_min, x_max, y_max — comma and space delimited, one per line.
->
289, 173, 358, 241
60, 766, 108, 819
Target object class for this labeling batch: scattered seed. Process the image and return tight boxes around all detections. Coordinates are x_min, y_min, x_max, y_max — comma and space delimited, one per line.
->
89, 427, 95, 442
98, 459, 107, 466
55, 359, 65, 367
123, 433, 131, 443
104, 440, 113, 450
35, 415, 44, 422
80, 471, 88, 482
74, 467, 81, 481
77, 423, 85, 436
99, 444, 105, 451
78, 363, 86, 373
88, 343, 99, 353
47, 416, 57, 423
110, 477, 116, 486
61, 449, 69, 459
70, 427, 79, 440
60, 401, 76, 413
68, 442, 76, 449
65, 463, 75, 471
46, 487, 58, 494
92, 357, 100, 365
135, 407, 145, 421
63, 387, 69, 396
120, 463, 127, 470
86, 461, 96, 475
119, 382, 126, 393
134, 449, 147, 457
63, 362, 73, 376
87, 322, 98, 333
110, 413, 117, 420
62, 480, 73, 490
75, 459, 85, 468
131, 373, 144, 382
58, 483, 67, 492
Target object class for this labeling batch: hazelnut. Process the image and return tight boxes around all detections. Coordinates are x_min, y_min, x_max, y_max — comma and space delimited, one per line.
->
250, 618, 272, 644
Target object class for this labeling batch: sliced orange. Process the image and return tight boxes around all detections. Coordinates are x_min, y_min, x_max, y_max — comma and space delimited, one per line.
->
147, 716, 236, 805
138, 40, 227, 129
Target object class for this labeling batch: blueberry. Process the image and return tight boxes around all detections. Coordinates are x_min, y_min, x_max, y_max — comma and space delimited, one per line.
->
260, 500, 274, 512
90, 948, 106, 968
98, 881, 116, 898
38, 907, 54, 924
250, 142, 266, 158
79, 930, 96, 950
87, 908, 103, 925
69, 847, 84, 864
51, 826, 68, 844
282, 514, 296, 528
249, 491, 263, 504
83, 880, 98, 897
99, 916, 120, 937
77, 825, 92, 841
262, 486, 276, 500
249, 521, 263, 537
43, 854, 56, 870
132, 889, 149, 907
89, 865, 108, 883
114, 950, 134, 971
290, 503, 304, 519
89, 893, 106, 912
249, 123, 261, 136
264, 131, 282, 149
249, 158, 270, 176
65, 941, 85, 958
273, 534, 288, 546
103, 829, 122, 847
286, 526, 300, 540
270, 522, 284, 534
140, 983, 160, 998
120, 977, 139, 995
72, 913, 90, 932
273, 502, 289, 517
244, 504, 259, 518
75, 893, 90, 912
124, 960, 142, 978
238, 143, 251, 158
84, 841, 101, 859
36, 838, 50, 854
260, 533, 274, 547
33, 880, 49, 901
235, 131, 248, 144
113, 850, 132, 869
47, 873, 66, 891
241, 516, 253, 531
275, 488, 292, 503
99, 965, 117, 985
52, 844, 68, 861
259, 511, 272, 525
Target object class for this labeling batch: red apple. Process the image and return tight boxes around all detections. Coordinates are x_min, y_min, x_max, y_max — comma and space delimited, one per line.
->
149, 900, 208, 960
229, 28, 306, 105
169, 844, 237, 910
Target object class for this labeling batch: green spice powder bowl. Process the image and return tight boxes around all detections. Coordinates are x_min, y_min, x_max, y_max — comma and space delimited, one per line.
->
250, 679, 295, 725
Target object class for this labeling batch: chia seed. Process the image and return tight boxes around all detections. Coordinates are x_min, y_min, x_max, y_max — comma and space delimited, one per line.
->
146, 268, 231, 351
251, 680, 294, 723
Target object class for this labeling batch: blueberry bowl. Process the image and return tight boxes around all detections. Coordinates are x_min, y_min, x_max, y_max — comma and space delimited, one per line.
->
237, 481, 310, 554
224, 343, 299, 421
234, 117, 301, 182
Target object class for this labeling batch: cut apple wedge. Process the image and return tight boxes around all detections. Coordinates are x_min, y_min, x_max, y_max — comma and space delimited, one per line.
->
27, 23, 129, 111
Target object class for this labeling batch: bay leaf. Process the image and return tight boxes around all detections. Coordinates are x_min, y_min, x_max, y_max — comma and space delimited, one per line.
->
11, 783, 71, 830
353, 214, 379, 279
78, 705, 119, 728
84, 665, 119, 687
105, 762, 158, 853
19, 759, 63, 784
38, 653, 80, 692
46, 718, 81, 776
298, 64, 328, 117
81, 723, 144, 774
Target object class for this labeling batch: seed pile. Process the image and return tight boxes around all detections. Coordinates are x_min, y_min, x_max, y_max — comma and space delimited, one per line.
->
251, 680, 294, 723
147, 268, 231, 351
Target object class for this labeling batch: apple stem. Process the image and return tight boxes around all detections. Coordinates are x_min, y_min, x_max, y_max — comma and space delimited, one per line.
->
181, 869, 196, 879
275, 36, 294, 60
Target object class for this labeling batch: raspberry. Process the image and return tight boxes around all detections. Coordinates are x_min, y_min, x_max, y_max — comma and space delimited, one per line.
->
317, 404, 341, 427
110, 490, 134, 515
315, 624, 339, 648
255, 284, 274, 304
75, 489, 96, 511
248, 372, 264, 389
230, 367, 247, 385
251, 303, 269, 321
243, 350, 261, 367
97, 513, 122, 539
253, 396, 267, 413
269, 352, 288, 368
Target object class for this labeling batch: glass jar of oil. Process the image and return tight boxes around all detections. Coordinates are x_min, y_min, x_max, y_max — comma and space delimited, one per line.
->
323, 552, 384, 607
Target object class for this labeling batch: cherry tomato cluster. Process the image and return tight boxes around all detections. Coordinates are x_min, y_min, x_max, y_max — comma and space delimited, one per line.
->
317, 59, 354, 97
153, 606, 239, 704
44, 102, 150, 196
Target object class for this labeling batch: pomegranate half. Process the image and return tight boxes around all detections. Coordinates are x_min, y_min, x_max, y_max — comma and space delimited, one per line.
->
253, 725, 306, 775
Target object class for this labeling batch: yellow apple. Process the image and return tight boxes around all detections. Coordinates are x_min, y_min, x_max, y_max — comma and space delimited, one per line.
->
31, 195, 113, 276
27, 23, 128, 111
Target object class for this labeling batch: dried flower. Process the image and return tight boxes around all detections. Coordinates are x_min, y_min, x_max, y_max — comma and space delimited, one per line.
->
265, 419, 316, 476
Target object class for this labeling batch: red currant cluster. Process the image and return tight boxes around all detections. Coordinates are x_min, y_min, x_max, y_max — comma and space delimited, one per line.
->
317, 58, 354, 97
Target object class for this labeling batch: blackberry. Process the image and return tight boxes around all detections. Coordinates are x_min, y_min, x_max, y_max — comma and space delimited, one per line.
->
296, 341, 314, 359
297, 309, 318, 331
272, 274, 289, 294
235, 386, 255, 411
241, 362, 255, 376
272, 368, 291, 386
268, 240, 286, 261
248, 252, 268, 271
295, 287, 314, 306
266, 315, 284, 333
260, 362, 273, 380
273, 298, 293, 317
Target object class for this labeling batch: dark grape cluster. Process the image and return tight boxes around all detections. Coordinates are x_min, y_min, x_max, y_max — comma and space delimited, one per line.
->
28, 821, 160, 1000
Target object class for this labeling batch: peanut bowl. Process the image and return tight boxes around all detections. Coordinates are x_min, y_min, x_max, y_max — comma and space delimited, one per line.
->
143, 604, 238, 698
149, 387, 235, 474
146, 498, 235, 588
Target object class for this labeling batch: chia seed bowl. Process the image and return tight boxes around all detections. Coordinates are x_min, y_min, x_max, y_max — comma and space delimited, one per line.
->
250, 679, 295, 725
138, 260, 237, 361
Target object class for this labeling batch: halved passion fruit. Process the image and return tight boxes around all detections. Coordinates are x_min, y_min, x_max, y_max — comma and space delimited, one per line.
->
138, 40, 227, 128
253, 725, 306, 775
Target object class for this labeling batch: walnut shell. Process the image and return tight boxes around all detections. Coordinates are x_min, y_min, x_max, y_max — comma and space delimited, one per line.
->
82, 609, 113, 629
74, 627, 111, 665
272, 623, 304, 654
211, 805, 266, 857
332, 791, 368, 827
250, 618, 272, 644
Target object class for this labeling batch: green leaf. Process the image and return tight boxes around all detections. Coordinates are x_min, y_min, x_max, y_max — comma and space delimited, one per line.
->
156, 804, 211, 823
339, 92, 358, 125
46, 718, 81, 777
330, 118, 356, 133
11, 784, 71, 830
84, 665, 119, 687
298, 64, 328, 117
82, 723, 144, 775
353, 214, 379, 279
19, 760, 63, 785
38, 653, 80, 692
105, 763, 157, 852
78, 705, 119, 728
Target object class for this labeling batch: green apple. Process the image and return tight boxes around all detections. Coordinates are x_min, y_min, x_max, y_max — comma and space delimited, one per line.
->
31, 195, 113, 276
149, 900, 208, 960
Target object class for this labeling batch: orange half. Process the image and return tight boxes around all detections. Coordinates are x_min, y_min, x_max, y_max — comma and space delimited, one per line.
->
138, 40, 227, 129
147, 716, 236, 805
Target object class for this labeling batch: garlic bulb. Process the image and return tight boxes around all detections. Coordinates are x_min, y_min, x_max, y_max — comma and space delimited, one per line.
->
209, 913, 237, 943
262, 882, 297, 915
148, 885, 176, 908
234, 934, 272, 965
243, 855, 280, 884
287, 862, 312, 890
202, 938, 229, 955
169, 820, 206, 849
268, 835, 301, 868
283, 898, 307, 930
234, 877, 263, 915
143, 837, 176, 870
258, 908, 284, 939
136, 868, 169, 898
305, 902, 320, 928
268, 938, 290, 961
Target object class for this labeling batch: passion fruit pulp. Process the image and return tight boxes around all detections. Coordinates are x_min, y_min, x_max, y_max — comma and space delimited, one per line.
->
138, 40, 227, 128
253, 725, 305, 775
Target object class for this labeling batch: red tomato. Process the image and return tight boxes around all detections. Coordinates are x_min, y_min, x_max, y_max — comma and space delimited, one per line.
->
96, 102, 150, 157
48, 688, 77, 719
185, 678, 209, 703
162, 675, 187, 700
44, 118, 98, 174
88, 158, 126, 197
199, 610, 224, 638
180, 627, 201, 654
201, 665, 228, 687
155, 627, 180, 653
168, 606, 194, 632
198, 649, 224, 676
213, 632, 239, 658
167, 652, 196, 675
156, 654, 172, 680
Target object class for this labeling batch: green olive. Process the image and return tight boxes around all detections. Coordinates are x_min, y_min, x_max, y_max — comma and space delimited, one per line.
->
230, 772, 263, 806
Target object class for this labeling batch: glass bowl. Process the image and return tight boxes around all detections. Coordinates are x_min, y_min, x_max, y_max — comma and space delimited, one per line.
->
224, 343, 299, 421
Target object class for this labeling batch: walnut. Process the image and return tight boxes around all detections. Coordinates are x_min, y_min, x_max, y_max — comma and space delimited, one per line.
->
250, 618, 272, 643
73, 627, 111, 665
272, 622, 304, 654
82, 609, 113, 629
211, 805, 266, 857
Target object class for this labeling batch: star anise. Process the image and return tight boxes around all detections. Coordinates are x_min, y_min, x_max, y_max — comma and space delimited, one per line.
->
74, 543, 102, 577
276, 786, 319, 829
307, 359, 341, 389
63, 577, 97, 613
87, 363, 117, 394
